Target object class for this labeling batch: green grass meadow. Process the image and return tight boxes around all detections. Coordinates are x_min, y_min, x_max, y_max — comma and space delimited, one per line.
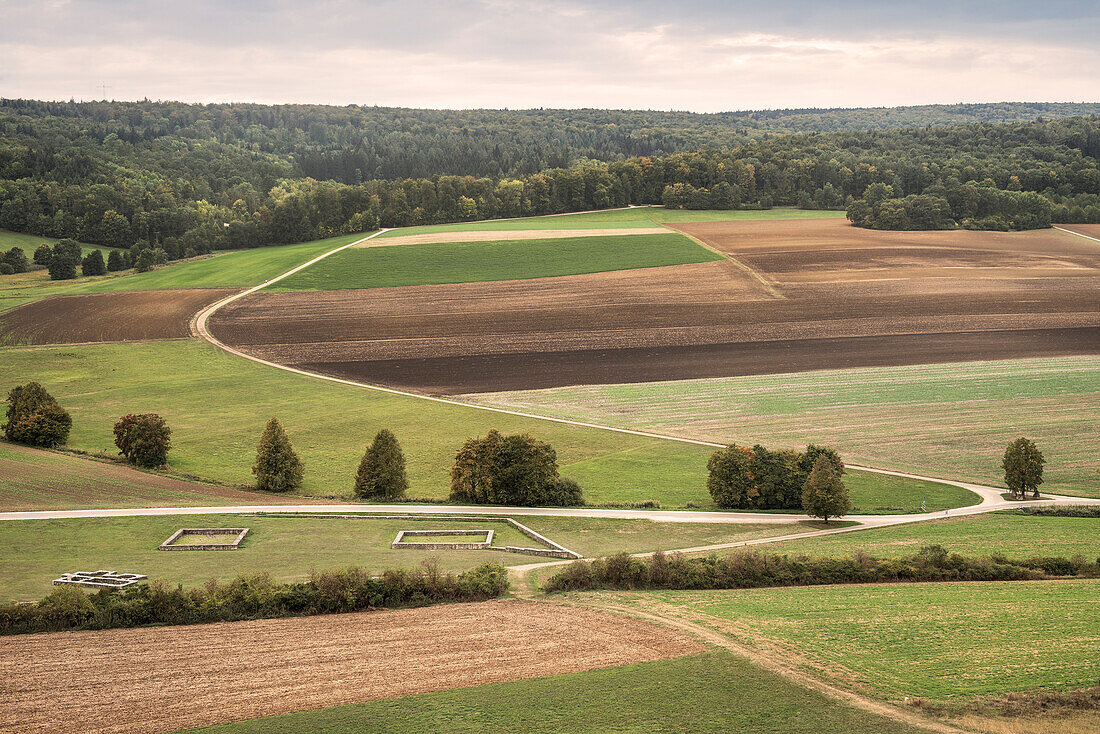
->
270, 232, 721, 291
183, 649, 926, 734
469, 357, 1100, 497
0, 512, 810, 602
647, 580, 1100, 701
0, 339, 956, 510
768, 511, 1100, 559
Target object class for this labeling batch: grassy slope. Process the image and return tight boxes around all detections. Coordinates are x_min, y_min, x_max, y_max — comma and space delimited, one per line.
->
0, 229, 120, 258
377, 206, 846, 238
183, 649, 926, 734
767, 511, 1100, 558
468, 357, 1100, 498
270, 232, 721, 291
0, 339, 715, 505
0, 513, 802, 601
0, 234, 366, 311
647, 580, 1100, 700
0, 339, 965, 510
0, 443, 269, 510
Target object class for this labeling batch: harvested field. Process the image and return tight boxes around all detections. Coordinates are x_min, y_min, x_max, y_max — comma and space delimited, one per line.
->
362, 227, 668, 247
0, 599, 704, 734
212, 218, 1100, 392
0, 289, 235, 345
0, 442, 297, 511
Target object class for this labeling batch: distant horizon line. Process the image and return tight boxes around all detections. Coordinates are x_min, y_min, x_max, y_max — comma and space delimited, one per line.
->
4, 97, 1099, 117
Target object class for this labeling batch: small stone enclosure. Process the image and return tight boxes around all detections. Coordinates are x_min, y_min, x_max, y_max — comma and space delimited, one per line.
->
159, 528, 250, 551
392, 529, 495, 550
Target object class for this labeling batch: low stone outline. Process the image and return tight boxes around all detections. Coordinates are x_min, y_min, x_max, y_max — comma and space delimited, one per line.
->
392, 528, 495, 550
252, 513, 581, 559
54, 570, 147, 589
159, 528, 250, 551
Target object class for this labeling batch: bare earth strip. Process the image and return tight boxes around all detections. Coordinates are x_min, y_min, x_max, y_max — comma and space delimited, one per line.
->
355, 227, 669, 247
0, 599, 704, 734
0, 289, 237, 345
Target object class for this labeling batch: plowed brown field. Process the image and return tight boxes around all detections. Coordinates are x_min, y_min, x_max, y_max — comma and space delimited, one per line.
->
0, 599, 703, 734
0, 289, 236, 345
209, 218, 1100, 393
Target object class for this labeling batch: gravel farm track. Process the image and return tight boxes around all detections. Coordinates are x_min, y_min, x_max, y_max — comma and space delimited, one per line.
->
0, 599, 703, 734
208, 218, 1100, 393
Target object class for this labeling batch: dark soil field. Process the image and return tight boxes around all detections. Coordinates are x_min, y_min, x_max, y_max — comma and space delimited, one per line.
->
0, 599, 703, 733
209, 219, 1100, 393
0, 289, 236, 345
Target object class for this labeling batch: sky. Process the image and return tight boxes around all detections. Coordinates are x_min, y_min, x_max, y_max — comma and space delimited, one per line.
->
1, 0, 1098, 112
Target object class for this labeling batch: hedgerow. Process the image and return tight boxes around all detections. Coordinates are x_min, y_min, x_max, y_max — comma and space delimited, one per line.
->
0, 561, 507, 635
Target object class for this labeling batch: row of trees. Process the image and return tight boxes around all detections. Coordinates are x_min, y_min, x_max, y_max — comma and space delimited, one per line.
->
2, 104, 1098, 261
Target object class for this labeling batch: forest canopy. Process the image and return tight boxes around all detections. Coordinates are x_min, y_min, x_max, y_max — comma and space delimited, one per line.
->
1, 99, 1098, 262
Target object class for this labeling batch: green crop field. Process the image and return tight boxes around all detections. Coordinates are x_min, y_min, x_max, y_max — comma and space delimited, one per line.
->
269, 232, 720, 291
0, 339, 947, 509
377, 206, 846, 238
767, 511, 1100, 559
182, 649, 925, 734
0, 233, 369, 311
642, 580, 1100, 701
0, 512, 805, 601
468, 357, 1100, 498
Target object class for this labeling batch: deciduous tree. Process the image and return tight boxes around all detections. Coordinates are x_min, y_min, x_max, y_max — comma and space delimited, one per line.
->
2, 382, 71, 447
1003, 438, 1045, 499
801, 453, 851, 523
113, 413, 172, 467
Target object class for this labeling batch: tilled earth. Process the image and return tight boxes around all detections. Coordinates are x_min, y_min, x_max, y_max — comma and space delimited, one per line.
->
0, 289, 236, 345
0, 599, 703, 733
208, 219, 1100, 393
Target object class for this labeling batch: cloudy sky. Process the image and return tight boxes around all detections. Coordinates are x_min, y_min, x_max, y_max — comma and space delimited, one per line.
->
2, 0, 1098, 111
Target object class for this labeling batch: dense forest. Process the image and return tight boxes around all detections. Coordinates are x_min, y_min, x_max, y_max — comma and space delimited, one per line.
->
1, 99, 1098, 260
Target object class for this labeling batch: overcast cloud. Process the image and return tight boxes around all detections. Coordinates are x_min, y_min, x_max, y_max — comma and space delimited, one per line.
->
1, 0, 1097, 111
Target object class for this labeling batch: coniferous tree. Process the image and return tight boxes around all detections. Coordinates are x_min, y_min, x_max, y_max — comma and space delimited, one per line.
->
252, 417, 303, 492
106, 249, 126, 271
354, 429, 409, 499
33, 244, 53, 266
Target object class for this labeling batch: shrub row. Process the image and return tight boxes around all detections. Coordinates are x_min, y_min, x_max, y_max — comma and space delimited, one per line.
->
1008, 506, 1100, 519
0, 561, 508, 636
542, 545, 1100, 593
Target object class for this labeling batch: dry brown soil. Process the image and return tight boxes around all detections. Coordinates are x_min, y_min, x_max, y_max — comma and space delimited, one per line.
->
0, 442, 300, 511
0, 289, 236, 345
0, 599, 703, 734
1059, 224, 1100, 241
209, 218, 1100, 393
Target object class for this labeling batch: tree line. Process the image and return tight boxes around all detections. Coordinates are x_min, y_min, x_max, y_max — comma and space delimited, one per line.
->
1, 102, 1098, 266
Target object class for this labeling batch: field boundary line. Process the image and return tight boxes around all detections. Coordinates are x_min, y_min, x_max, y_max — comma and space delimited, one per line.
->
1054, 225, 1100, 244
668, 227, 786, 299
576, 600, 966, 734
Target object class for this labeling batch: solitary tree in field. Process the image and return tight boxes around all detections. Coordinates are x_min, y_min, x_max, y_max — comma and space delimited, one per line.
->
354, 429, 409, 500
33, 244, 53, 266
253, 417, 303, 492
47, 241, 80, 280
113, 413, 172, 467
801, 453, 851, 523
1003, 438, 1044, 499
2, 382, 71, 448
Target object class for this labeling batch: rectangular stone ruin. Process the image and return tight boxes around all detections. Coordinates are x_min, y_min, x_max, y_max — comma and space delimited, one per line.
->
392, 529, 495, 550
159, 528, 250, 551
53, 570, 147, 589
